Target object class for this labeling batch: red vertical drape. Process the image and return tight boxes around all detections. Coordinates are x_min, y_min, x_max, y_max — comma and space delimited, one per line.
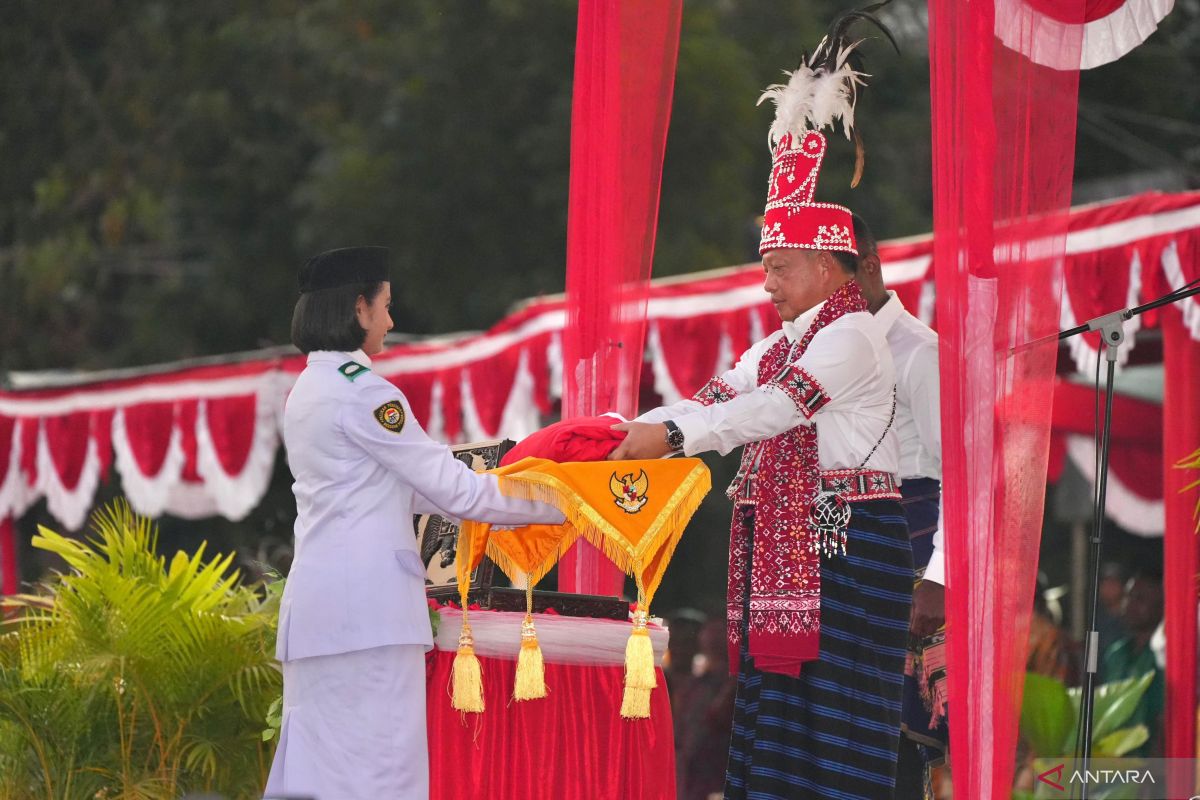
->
1162, 317, 1200, 773
0, 517, 16, 595
558, 0, 682, 595
929, 2, 1084, 796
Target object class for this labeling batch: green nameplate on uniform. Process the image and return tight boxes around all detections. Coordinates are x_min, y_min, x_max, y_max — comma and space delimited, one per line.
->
338, 361, 370, 381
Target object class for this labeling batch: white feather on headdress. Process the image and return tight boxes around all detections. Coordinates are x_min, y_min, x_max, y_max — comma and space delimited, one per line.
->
757, 38, 869, 150
757, 2, 897, 188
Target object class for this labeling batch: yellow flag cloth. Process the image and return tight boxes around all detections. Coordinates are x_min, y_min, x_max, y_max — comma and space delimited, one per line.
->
458, 457, 711, 604
452, 457, 710, 717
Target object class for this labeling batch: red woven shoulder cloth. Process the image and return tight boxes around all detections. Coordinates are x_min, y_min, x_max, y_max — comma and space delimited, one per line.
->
694, 279, 868, 676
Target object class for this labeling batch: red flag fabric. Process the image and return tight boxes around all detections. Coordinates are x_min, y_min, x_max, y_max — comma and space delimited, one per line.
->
500, 416, 626, 466
0, 516, 16, 595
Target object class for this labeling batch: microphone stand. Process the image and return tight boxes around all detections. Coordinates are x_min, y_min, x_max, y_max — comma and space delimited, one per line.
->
1011, 280, 1200, 800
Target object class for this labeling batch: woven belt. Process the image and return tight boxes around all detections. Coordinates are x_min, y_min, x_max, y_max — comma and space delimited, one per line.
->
818, 468, 900, 502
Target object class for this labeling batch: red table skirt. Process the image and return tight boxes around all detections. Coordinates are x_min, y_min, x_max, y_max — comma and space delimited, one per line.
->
426, 649, 676, 800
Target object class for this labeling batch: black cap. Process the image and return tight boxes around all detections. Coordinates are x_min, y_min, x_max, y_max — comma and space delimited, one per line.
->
298, 246, 390, 293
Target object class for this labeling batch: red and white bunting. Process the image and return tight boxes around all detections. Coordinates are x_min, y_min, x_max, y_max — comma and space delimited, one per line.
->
1, 191, 1197, 530
995, 0, 1175, 71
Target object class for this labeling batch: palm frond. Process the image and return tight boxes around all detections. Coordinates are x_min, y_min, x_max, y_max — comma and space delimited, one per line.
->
1, 500, 282, 799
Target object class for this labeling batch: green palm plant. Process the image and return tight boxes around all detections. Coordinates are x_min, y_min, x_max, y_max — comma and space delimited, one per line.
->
0, 500, 281, 799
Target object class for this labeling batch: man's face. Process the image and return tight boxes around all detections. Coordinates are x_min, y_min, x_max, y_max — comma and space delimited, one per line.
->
762, 248, 832, 321
1099, 575, 1125, 611
1121, 576, 1164, 635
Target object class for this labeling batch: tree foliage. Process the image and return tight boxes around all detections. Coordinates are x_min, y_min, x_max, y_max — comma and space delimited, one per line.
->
0, 0, 930, 374
0, 501, 280, 799
3, 1, 1193, 376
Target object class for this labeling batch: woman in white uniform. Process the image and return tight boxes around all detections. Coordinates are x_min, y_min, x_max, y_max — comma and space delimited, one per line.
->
265, 247, 564, 800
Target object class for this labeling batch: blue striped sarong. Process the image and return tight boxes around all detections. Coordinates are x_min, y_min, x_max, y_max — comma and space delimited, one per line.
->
899, 478, 948, 763
725, 500, 912, 800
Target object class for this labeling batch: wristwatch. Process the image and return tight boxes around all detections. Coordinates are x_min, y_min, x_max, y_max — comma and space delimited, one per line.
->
664, 420, 685, 452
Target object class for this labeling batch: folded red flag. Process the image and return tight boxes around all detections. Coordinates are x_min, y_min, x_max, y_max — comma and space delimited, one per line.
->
500, 415, 627, 466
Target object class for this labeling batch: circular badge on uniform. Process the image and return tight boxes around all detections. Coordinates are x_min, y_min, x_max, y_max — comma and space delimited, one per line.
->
373, 400, 406, 433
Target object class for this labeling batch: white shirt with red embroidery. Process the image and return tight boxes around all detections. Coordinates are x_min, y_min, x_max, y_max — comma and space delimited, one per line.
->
635, 294, 899, 476
873, 291, 945, 586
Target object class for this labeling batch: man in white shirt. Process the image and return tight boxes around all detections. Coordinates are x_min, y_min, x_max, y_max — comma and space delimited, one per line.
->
852, 215, 949, 798
611, 128, 913, 797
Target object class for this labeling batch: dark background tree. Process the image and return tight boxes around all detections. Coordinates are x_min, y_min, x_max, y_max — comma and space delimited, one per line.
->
0, 0, 936, 373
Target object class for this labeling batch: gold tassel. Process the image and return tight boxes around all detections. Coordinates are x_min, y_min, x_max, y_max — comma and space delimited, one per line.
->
513, 583, 547, 701
513, 614, 547, 700
451, 619, 485, 713
622, 606, 656, 719
624, 609, 657, 691
620, 686, 652, 719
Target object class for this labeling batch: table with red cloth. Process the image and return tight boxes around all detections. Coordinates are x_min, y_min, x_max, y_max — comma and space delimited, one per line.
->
426, 607, 675, 800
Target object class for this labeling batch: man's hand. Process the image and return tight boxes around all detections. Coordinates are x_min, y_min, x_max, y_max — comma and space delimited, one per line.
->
608, 422, 672, 461
910, 579, 946, 639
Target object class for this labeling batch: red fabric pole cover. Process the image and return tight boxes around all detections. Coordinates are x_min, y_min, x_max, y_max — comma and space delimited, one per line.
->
559, 0, 682, 595
0, 417, 14, 494
0, 517, 16, 595
929, 2, 1084, 796
1162, 318, 1199, 769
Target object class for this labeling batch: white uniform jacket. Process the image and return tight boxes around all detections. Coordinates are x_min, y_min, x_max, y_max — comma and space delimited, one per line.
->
277, 350, 564, 662
636, 298, 900, 476
875, 292, 946, 585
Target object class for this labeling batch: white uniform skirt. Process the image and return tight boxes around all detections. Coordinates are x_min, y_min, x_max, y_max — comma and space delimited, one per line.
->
264, 644, 428, 800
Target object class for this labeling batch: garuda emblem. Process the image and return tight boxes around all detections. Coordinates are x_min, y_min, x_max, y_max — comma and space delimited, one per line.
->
610, 470, 649, 514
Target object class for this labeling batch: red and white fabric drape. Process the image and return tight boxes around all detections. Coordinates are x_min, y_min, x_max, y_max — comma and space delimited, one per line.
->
996, 0, 1174, 70
1049, 380, 1164, 536
1, 191, 1197, 538
1, 193, 1197, 770
0, 364, 288, 530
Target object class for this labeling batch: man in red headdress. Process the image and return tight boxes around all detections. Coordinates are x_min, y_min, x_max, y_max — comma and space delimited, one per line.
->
610, 12, 912, 797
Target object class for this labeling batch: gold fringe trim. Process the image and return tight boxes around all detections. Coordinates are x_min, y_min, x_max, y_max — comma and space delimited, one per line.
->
491, 463, 711, 607
481, 531, 576, 592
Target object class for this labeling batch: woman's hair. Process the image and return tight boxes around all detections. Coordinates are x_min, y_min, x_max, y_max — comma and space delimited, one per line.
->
290, 281, 385, 354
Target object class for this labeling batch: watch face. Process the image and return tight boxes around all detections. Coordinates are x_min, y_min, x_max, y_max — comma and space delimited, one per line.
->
666, 427, 685, 450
